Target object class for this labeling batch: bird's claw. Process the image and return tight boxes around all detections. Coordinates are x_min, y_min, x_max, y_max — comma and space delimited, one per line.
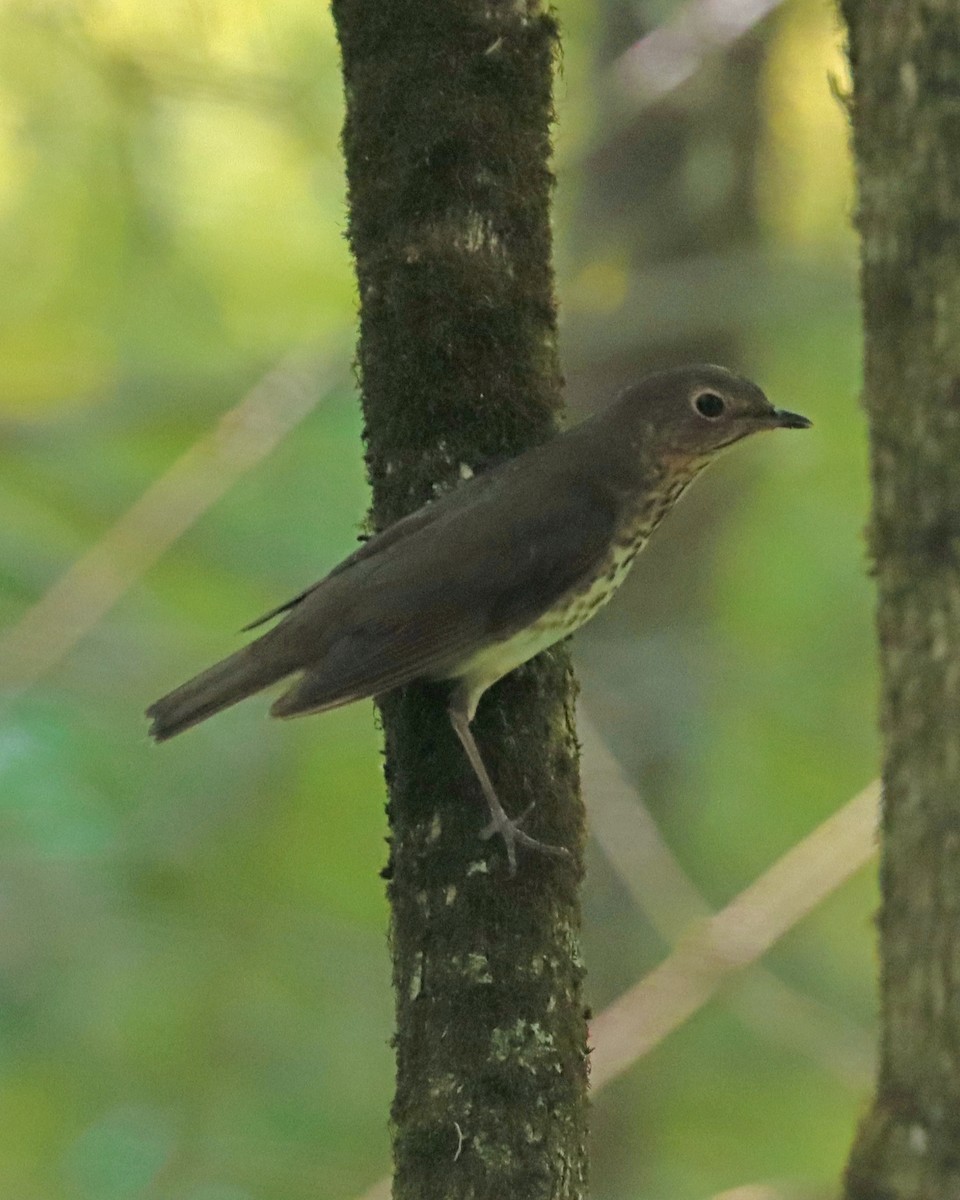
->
480, 801, 572, 876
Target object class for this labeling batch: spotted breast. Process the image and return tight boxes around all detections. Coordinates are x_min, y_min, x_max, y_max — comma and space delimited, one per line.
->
443, 458, 708, 708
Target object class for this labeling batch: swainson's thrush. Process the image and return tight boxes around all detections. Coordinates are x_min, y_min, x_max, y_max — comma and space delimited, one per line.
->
147, 364, 810, 870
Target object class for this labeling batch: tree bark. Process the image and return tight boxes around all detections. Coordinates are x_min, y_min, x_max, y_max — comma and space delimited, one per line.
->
331, 3, 588, 1198
840, 4, 960, 1197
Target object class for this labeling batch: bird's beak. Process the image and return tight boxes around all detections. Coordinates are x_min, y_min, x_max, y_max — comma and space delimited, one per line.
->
771, 408, 812, 430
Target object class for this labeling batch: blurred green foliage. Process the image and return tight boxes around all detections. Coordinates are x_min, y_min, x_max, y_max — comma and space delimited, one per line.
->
0, 2, 875, 1198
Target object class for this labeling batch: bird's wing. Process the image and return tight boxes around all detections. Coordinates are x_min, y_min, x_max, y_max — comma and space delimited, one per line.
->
270, 605, 486, 717
269, 475, 620, 717
242, 470, 505, 631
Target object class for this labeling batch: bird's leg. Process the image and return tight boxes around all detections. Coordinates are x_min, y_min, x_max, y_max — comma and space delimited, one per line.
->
447, 695, 571, 875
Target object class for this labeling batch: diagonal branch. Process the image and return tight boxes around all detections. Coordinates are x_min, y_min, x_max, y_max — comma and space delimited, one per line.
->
0, 349, 342, 695
580, 707, 875, 1085
590, 778, 879, 1089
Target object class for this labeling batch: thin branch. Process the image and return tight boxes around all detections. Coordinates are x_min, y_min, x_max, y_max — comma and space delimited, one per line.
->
590, 778, 879, 1089
710, 1187, 790, 1200
0, 348, 342, 695
580, 707, 875, 1085
357, 1178, 391, 1200
573, 0, 790, 158
612, 0, 786, 104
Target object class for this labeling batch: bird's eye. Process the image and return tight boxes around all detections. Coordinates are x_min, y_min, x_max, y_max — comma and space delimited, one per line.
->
694, 391, 725, 419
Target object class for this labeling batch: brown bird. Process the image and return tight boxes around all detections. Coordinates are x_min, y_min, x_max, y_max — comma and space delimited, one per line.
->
147, 364, 810, 871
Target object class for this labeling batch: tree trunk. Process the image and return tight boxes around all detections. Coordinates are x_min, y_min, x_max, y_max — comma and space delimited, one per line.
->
330, 3, 589, 1198
839, 4, 960, 1197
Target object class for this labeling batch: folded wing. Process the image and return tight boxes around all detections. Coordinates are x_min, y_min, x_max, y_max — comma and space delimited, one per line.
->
269, 474, 619, 717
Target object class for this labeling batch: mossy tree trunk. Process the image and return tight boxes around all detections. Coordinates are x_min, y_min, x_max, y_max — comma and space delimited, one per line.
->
330, 3, 589, 1198
840, 4, 960, 1197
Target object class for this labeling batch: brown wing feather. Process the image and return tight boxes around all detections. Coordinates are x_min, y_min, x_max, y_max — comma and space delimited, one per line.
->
242, 471, 505, 631
270, 606, 486, 717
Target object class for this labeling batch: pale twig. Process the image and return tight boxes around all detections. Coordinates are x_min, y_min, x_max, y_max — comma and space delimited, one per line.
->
571, 0, 790, 161
710, 1187, 789, 1200
356, 1178, 391, 1200
0, 348, 343, 695
580, 708, 876, 1086
355, 779, 880, 1197
612, 0, 786, 105
589, 778, 880, 1089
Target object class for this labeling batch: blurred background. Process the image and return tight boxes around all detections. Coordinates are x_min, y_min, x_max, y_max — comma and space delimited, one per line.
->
0, 1, 874, 1198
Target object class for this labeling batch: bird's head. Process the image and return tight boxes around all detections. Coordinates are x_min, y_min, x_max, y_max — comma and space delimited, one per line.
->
612, 364, 811, 462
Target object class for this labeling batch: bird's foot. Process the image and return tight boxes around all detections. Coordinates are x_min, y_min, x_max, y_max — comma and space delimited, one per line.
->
480, 801, 572, 876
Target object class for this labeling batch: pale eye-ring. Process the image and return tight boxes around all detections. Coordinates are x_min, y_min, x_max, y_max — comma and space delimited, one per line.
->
693, 391, 726, 419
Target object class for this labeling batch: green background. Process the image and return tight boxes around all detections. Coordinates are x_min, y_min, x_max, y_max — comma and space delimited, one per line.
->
0, 2, 875, 1197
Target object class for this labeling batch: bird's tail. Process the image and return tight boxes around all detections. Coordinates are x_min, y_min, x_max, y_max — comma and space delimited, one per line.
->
146, 641, 296, 741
